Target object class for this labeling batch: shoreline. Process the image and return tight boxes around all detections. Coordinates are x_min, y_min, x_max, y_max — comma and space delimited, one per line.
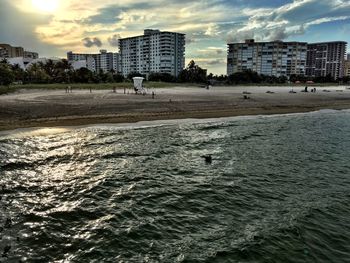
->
1, 105, 350, 132
1, 86, 350, 132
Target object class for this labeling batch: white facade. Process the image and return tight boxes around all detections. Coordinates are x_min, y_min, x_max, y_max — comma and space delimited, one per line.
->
70, 60, 88, 70
119, 29, 185, 77
344, 60, 350, 77
87, 56, 96, 72
67, 50, 120, 73
7, 57, 62, 70
227, 39, 307, 77
7, 57, 33, 70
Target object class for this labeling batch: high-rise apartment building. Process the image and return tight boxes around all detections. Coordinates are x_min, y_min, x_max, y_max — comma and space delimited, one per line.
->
343, 60, 350, 77
306, 41, 347, 79
227, 39, 307, 77
0, 44, 24, 58
67, 50, 120, 73
0, 47, 6, 58
0, 43, 38, 59
119, 29, 185, 77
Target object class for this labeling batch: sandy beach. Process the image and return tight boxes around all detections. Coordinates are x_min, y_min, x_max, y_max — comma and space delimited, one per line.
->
1, 85, 350, 131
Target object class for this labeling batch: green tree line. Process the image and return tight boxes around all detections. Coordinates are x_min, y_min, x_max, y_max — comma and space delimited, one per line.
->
0, 58, 126, 85
1, 58, 349, 87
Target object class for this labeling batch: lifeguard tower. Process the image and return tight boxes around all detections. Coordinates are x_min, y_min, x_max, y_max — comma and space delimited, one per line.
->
132, 77, 146, 94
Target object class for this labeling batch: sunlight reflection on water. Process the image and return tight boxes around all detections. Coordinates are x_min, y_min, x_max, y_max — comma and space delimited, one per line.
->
0, 110, 350, 262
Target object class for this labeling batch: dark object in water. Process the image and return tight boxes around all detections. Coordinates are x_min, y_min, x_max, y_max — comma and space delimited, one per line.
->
202, 155, 212, 164
243, 95, 250, 99
2, 245, 11, 258
4, 218, 12, 228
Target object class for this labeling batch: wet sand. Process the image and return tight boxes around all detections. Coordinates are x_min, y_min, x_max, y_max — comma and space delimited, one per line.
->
1, 85, 350, 131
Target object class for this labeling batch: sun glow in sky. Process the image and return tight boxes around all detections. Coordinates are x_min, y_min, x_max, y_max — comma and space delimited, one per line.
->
1, 0, 350, 74
31, 0, 59, 13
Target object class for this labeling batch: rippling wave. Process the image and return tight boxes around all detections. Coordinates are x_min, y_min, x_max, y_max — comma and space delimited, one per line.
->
1, 111, 350, 262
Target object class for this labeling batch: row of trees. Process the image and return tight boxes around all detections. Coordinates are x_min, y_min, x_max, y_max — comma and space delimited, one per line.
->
0, 59, 208, 86
1, 58, 349, 86
0, 59, 127, 85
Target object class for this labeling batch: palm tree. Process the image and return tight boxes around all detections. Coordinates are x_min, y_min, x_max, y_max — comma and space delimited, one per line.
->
26, 63, 50, 83
55, 59, 73, 83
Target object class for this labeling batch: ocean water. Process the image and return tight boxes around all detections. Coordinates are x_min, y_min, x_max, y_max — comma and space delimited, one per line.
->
0, 110, 350, 262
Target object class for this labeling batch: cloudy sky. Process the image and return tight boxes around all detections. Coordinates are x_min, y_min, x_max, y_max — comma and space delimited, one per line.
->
1, 0, 350, 74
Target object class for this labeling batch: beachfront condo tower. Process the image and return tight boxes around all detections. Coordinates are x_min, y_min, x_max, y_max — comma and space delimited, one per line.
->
306, 41, 347, 79
119, 29, 185, 77
227, 39, 307, 77
0, 43, 38, 59
67, 50, 120, 73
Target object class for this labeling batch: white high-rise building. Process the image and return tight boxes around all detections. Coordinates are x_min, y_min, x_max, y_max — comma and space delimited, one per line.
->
119, 29, 185, 77
67, 50, 120, 73
227, 39, 307, 77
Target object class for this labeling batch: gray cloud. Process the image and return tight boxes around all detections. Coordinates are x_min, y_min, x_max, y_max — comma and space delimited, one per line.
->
185, 37, 196, 45
108, 34, 121, 47
82, 37, 102, 47
223, 0, 350, 43
84, 2, 155, 25
206, 59, 225, 65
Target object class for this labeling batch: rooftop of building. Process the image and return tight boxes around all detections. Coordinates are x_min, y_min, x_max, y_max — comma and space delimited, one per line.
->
227, 39, 308, 45
67, 50, 119, 55
119, 29, 185, 41
306, 41, 347, 45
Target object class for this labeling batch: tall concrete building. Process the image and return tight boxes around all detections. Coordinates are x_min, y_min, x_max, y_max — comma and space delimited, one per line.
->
306, 41, 347, 79
119, 29, 185, 77
0, 43, 38, 59
0, 47, 6, 58
227, 39, 307, 77
0, 44, 24, 58
67, 50, 120, 73
343, 60, 350, 77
